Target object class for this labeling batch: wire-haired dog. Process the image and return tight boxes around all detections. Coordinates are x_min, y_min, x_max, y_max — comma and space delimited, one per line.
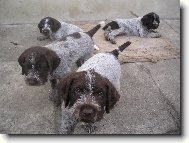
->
103, 12, 161, 44
57, 41, 131, 134
18, 22, 105, 105
37, 16, 102, 50
37, 17, 83, 41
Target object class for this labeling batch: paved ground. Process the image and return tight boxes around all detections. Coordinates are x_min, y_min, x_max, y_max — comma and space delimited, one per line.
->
0, 19, 180, 134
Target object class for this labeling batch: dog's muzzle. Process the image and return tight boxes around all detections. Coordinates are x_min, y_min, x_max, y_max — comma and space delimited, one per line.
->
79, 105, 97, 123
153, 21, 159, 29
25, 72, 44, 86
25, 77, 40, 86
42, 29, 50, 36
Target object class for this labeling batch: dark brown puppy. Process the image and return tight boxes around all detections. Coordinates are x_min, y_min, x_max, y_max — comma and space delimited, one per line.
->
18, 46, 60, 86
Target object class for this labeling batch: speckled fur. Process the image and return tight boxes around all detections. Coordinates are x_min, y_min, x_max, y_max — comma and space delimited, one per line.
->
59, 101, 97, 134
38, 17, 83, 41
104, 13, 160, 44
58, 42, 131, 134
51, 22, 83, 40
59, 53, 121, 134
45, 32, 94, 79
78, 53, 121, 91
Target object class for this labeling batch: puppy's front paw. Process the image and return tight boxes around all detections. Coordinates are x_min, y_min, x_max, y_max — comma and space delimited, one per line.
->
155, 32, 161, 38
110, 39, 116, 44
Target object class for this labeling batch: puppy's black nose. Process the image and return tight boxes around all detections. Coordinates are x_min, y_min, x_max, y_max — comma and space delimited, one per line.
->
27, 78, 38, 86
81, 106, 96, 118
82, 108, 95, 116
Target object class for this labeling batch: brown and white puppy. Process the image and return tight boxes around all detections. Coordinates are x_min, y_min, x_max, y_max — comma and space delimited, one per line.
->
103, 12, 161, 44
37, 17, 83, 41
57, 41, 131, 134
18, 22, 104, 104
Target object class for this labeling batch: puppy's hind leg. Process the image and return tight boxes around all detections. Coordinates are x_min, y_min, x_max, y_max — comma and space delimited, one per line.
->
105, 27, 125, 44
102, 21, 119, 30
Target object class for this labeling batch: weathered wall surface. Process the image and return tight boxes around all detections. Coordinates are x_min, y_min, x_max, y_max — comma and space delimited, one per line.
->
0, 0, 179, 24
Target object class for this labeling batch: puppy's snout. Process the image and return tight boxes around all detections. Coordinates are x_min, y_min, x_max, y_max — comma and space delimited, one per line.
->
153, 21, 159, 28
42, 29, 50, 34
26, 78, 38, 86
82, 108, 95, 117
80, 105, 96, 122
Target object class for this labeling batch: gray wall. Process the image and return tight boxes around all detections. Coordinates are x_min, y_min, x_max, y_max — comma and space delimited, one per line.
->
0, 0, 180, 24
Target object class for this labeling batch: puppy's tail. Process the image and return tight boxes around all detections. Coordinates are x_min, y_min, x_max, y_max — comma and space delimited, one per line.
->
111, 41, 131, 58
86, 21, 105, 38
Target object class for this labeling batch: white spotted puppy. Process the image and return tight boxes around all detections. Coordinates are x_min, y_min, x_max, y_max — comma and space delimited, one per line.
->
18, 22, 105, 104
103, 12, 161, 44
37, 16, 101, 50
57, 41, 131, 134
37, 17, 83, 41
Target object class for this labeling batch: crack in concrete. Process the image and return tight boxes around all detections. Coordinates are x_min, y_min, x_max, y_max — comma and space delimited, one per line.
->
137, 63, 180, 133
129, 11, 139, 18
164, 20, 179, 34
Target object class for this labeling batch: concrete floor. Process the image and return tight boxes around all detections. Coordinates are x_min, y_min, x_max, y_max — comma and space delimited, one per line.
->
0, 19, 180, 134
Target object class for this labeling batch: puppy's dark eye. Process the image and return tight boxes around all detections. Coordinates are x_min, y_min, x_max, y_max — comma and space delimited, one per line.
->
74, 88, 82, 93
97, 91, 104, 96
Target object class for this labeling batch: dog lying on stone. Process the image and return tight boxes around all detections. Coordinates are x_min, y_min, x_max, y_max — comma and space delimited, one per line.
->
37, 17, 83, 41
103, 12, 161, 44
37, 17, 101, 50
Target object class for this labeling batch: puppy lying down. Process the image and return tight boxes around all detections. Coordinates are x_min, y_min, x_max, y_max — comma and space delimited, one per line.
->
37, 16, 83, 41
37, 16, 101, 50
103, 12, 161, 44
18, 22, 105, 104
57, 41, 131, 134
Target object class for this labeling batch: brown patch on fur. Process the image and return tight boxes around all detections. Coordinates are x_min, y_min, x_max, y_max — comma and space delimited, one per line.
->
69, 32, 81, 39
59, 32, 81, 41
102, 21, 120, 30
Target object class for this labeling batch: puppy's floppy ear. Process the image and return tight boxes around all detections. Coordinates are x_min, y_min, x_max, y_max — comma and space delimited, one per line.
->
51, 18, 61, 32
18, 52, 26, 75
38, 20, 43, 33
105, 79, 120, 113
141, 14, 150, 28
57, 72, 75, 108
45, 50, 60, 75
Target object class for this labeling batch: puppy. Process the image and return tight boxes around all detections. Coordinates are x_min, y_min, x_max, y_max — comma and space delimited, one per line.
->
18, 22, 105, 104
57, 41, 131, 134
37, 17, 83, 41
103, 12, 161, 44
37, 17, 102, 50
